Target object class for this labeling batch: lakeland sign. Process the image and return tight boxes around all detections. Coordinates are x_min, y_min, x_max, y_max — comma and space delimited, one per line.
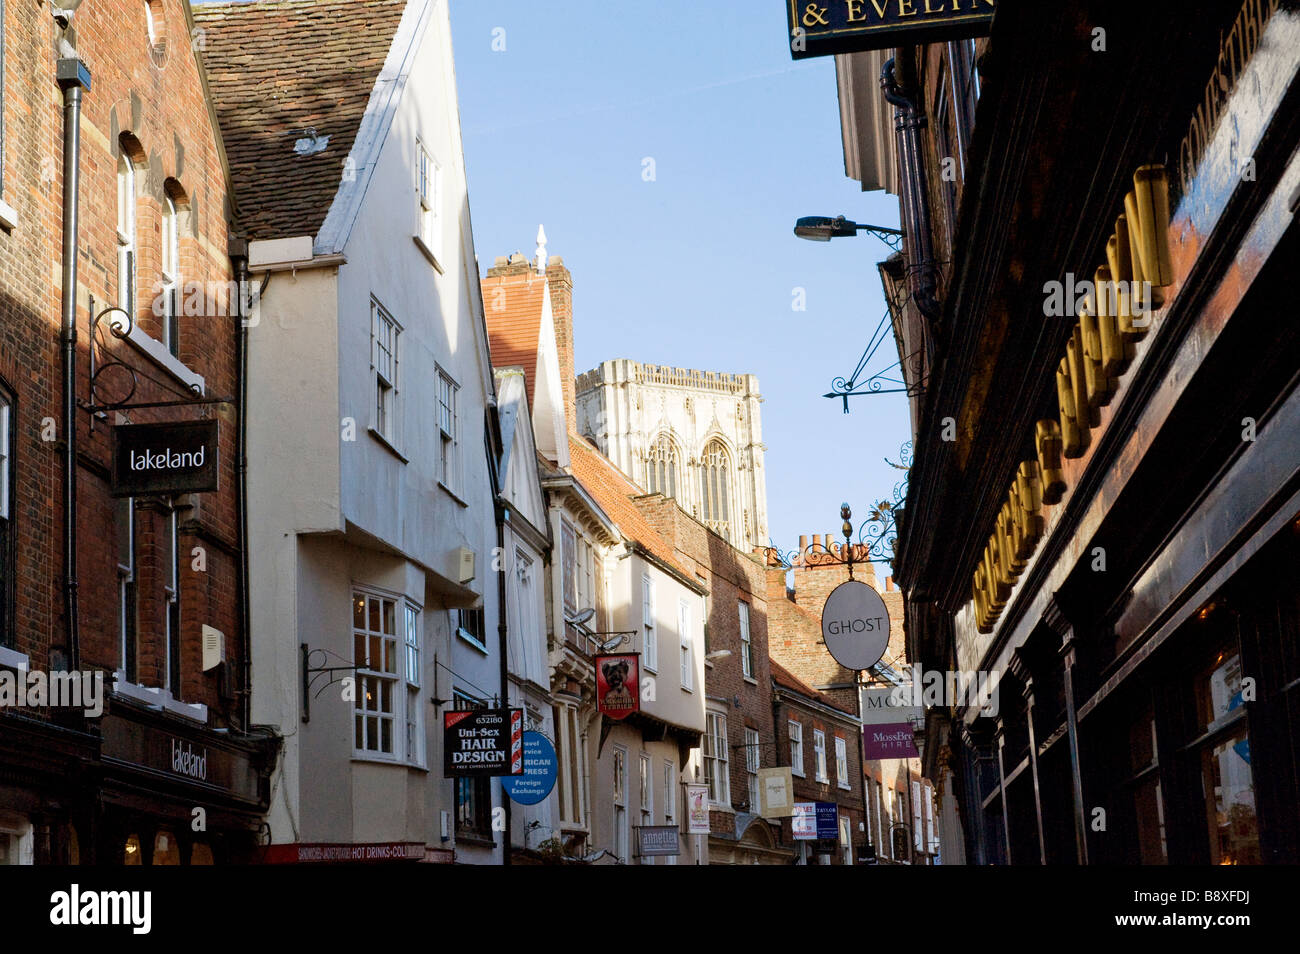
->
111, 419, 220, 497
787, 0, 996, 60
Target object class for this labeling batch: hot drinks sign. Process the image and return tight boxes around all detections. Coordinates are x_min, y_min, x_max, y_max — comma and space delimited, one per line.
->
111, 420, 219, 497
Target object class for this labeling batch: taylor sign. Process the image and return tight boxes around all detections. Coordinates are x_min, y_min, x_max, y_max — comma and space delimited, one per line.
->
787, 0, 996, 59
111, 420, 220, 497
821, 580, 890, 670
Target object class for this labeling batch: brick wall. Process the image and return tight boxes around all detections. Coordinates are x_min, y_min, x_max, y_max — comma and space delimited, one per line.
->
0, 3, 243, 719
632, 494, 781, 842
774, 693, 863, 864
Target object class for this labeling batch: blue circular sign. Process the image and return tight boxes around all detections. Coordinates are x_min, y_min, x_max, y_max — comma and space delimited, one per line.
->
502, 731, 557, 806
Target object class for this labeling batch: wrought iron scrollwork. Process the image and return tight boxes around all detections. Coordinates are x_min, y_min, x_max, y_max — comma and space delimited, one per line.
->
766, 442, 911, 569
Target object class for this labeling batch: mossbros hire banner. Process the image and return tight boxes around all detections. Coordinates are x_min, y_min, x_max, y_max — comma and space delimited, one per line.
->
111, 419, 220, 497
443, 708, 524, 777
787, 0, 996, 60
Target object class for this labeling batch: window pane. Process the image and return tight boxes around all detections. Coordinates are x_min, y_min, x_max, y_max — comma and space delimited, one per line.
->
1201, 728, 1259, 865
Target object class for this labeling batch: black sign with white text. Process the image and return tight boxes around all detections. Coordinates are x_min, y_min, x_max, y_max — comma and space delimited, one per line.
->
111, 420, 220, 497
443, 708, 524, 777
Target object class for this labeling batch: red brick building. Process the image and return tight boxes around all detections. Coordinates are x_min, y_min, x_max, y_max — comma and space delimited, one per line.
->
763, 539, 936, 864
633, 494, 792, 863
770, 659, 863, 864
0, 1, 276, 865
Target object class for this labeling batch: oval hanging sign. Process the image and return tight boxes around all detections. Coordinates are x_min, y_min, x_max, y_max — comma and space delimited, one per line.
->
501, 730, 558, 806
821, 580, 890, 670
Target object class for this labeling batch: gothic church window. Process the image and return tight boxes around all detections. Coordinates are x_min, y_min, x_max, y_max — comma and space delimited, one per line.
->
647, 434, 679, 499
700, 439, 731, 538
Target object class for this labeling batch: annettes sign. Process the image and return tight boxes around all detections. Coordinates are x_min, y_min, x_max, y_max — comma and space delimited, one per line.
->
787, 0, 996, 59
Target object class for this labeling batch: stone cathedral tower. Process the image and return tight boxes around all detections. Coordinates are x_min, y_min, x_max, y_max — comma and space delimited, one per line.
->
575, 361, 769, 552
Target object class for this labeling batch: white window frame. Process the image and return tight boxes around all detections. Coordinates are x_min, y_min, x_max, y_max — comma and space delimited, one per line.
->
678, 598, 693, 692
371, 298, 400, 447
612, 744, 629, 863
437, 367, 459, 494
840, 814, 853, 866
704, 711, 729, 807
117, 152, 137, 320
789, 720, 805, 777
814, 729, 828, 783
352, 588, 410, 761
835, 735, 850, 790
639, 753, 653, 863
160, 193, 180, 357
452, 606, 488, 655
163, 508, 180, 696
744, 726, 760, 810
404, 603, 424, 766
642, 575, 657, 671
738, 600, 753, 680
117, 497, 136, 677
913, 778, 924, 852
416, 138, 443, 265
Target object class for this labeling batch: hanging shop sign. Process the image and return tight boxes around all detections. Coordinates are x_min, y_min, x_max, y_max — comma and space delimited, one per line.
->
792, 802, 840, 840
595, 653, 640, 720
821, 580, 890, 670
787, 0, 996, 60
758, 766, 795, 818
863, 722, 921, 760
443, 708, 523, 777
634, 825, 681, 857
111, 419, 220, 497
862, 686, 923, 726
685, 783, 711, 834
501, 730, 558, 805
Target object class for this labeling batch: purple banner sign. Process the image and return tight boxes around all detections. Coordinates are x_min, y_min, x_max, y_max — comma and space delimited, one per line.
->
863, 723, 920, 760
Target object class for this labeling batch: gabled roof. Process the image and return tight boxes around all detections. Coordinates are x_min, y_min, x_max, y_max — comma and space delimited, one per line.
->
770, 659, 855, 718
567, 436, 700, 588
483, 273, 548, 408
194, 0, 408, 240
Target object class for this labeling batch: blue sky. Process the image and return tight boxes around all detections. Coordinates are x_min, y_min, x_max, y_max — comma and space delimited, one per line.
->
450, 0, 912, 561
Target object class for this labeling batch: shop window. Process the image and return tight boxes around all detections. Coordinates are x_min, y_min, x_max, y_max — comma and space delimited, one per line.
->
123, 833, 142, 865
152, 829, 180, 865
1195, 647, 1259, 864
190, 842, 214, 865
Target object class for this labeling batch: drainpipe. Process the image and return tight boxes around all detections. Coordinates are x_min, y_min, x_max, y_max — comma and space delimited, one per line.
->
230, 239, 252, 732
881, 56, 942, 325
495, 495, 512, 865
57, 57, 91, 674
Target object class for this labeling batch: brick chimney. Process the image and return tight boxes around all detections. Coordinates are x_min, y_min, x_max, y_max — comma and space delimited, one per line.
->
546, 255, 576, 435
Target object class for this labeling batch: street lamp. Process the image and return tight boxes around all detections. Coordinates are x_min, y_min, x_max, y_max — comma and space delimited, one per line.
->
793, 215, 904, 249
